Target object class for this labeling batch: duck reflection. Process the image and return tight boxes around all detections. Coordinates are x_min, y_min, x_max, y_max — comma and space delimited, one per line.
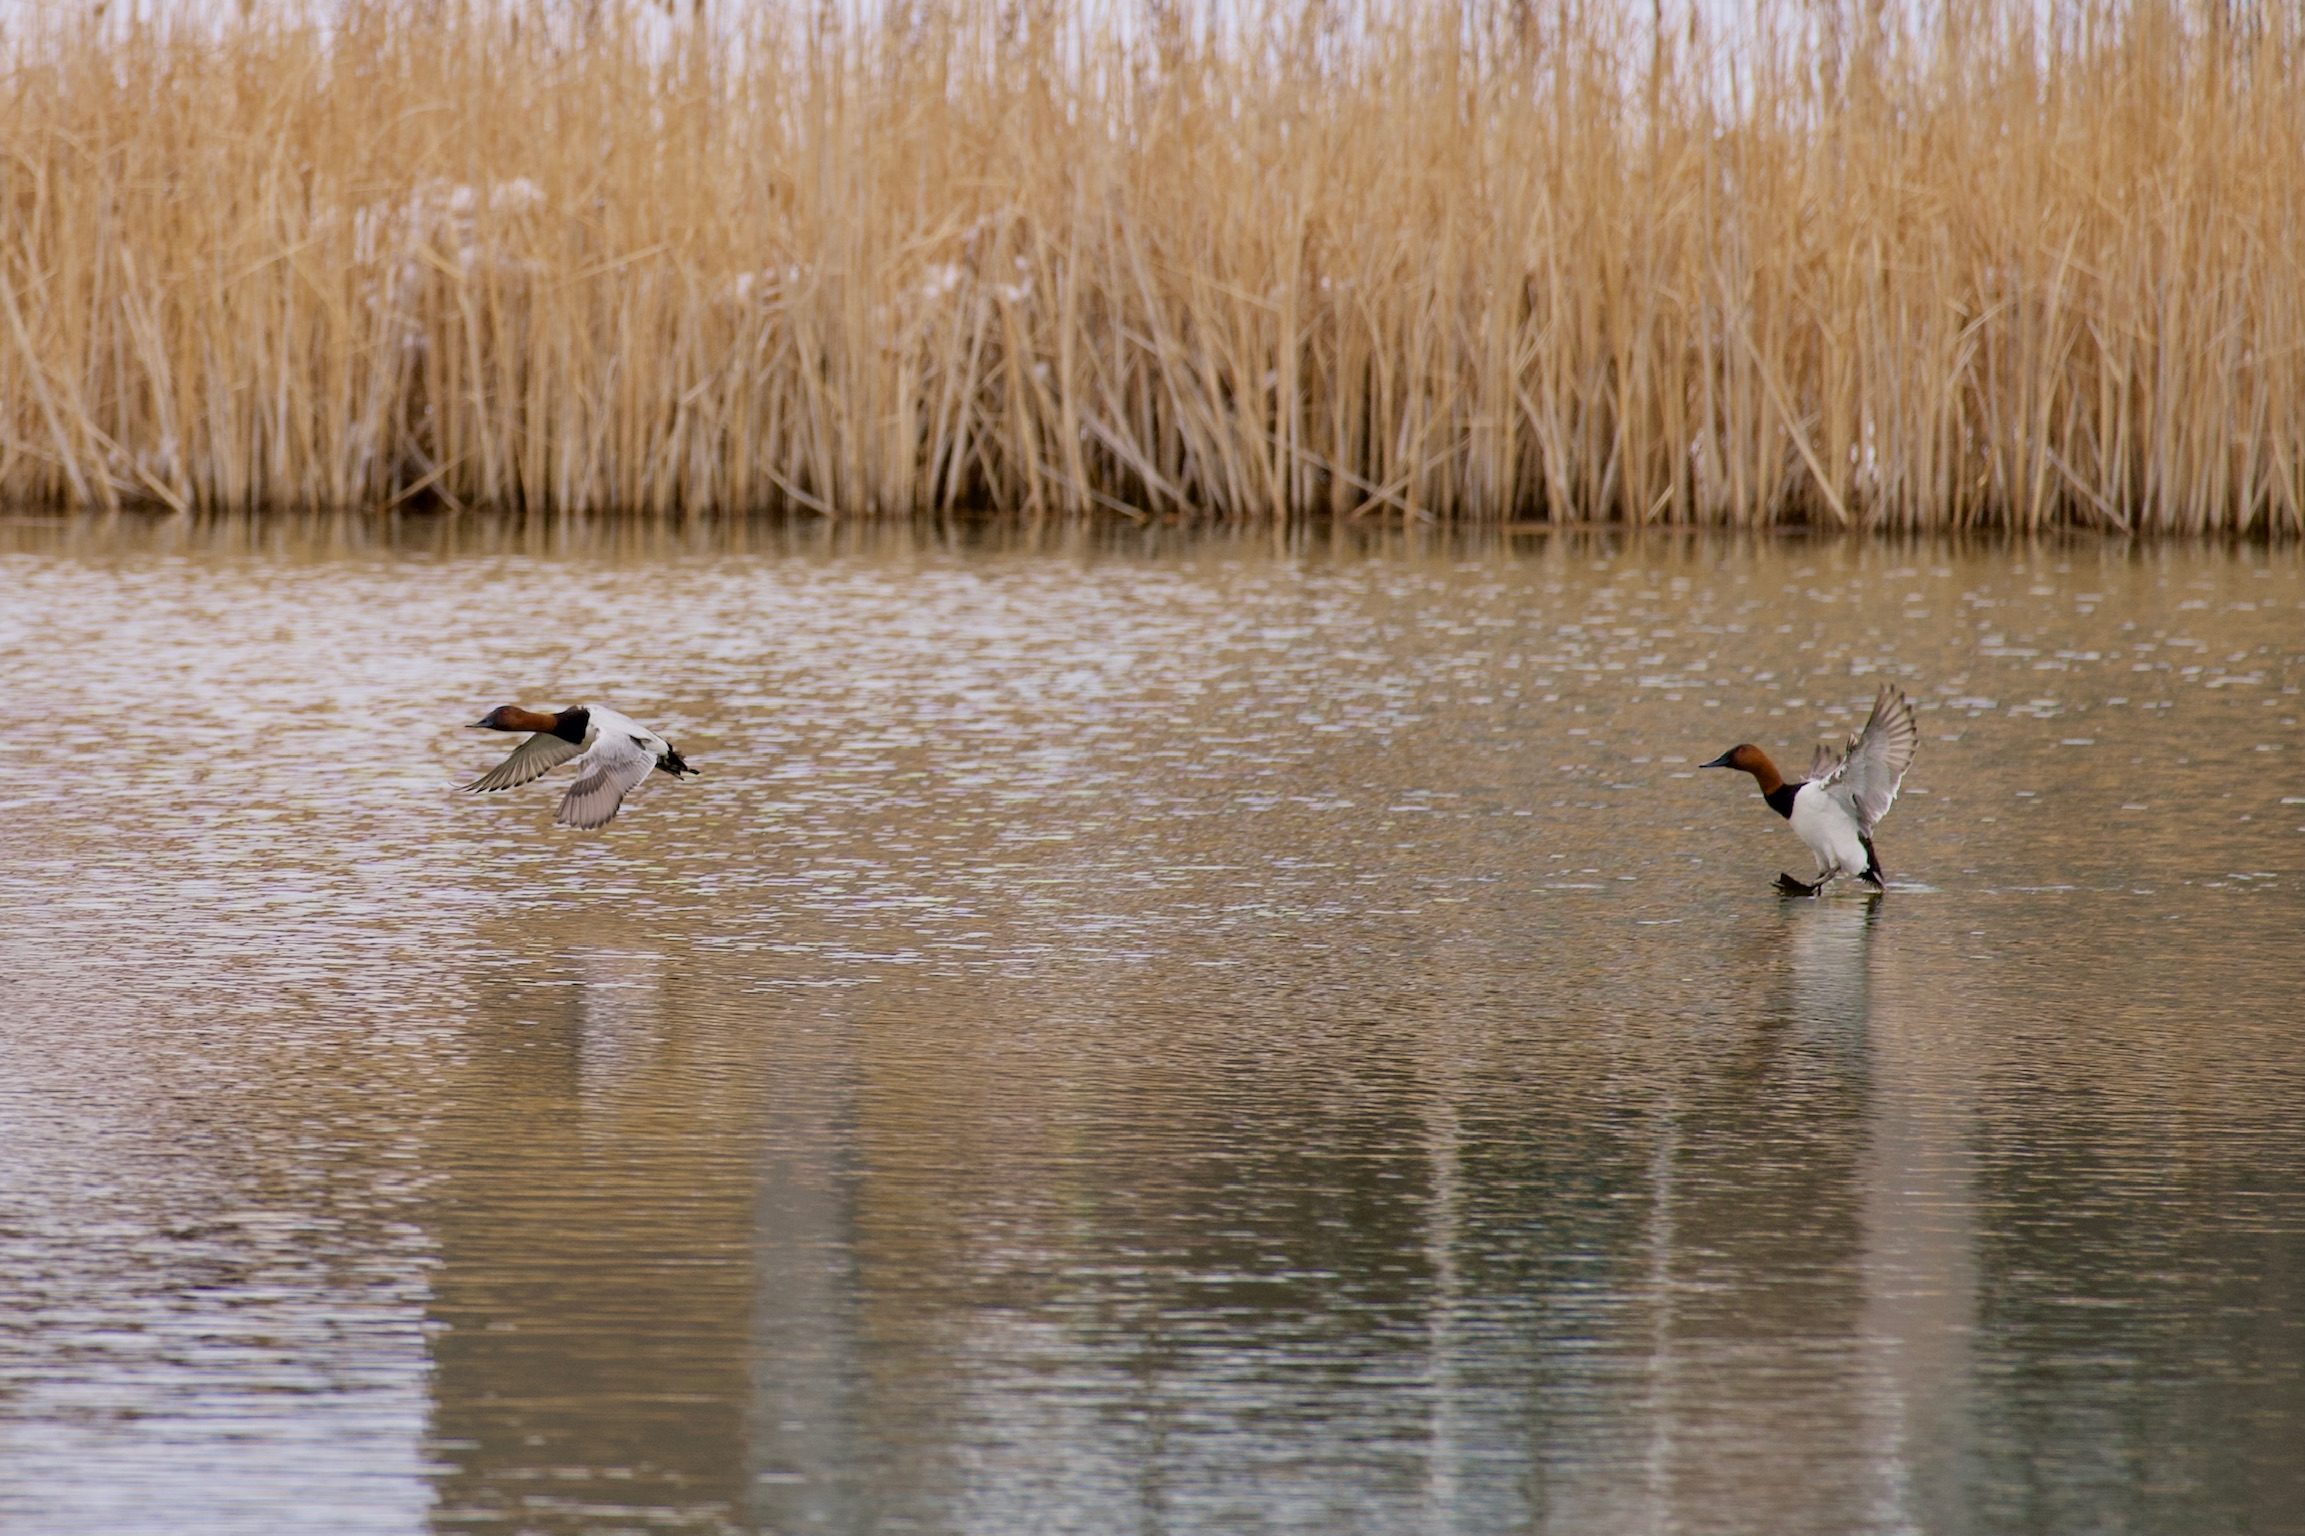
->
1785, 893, 1884, 1031
1851, 901, 1978, 1532
1618, 891, 1976, 1532
420, 929, 770, 1535
1628, 897, 1881, 1531
1775, 894, 1980, 1522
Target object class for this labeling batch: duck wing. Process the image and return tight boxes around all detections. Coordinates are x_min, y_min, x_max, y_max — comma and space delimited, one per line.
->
466, 732, 585, 792
1810, 684, 1919, 832
554, 732, 657, 830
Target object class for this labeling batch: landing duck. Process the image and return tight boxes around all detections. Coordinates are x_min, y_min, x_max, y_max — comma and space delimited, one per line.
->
1703, 685, 1918, 895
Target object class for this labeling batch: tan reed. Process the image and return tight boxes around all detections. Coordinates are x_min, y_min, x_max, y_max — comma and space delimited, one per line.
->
0, 0, 2299, 530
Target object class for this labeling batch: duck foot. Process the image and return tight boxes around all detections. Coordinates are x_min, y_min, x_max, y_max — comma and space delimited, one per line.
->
1775, 872, 1823, 897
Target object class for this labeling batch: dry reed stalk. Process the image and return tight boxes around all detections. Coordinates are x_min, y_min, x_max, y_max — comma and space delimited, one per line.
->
0, 0, 2299, 530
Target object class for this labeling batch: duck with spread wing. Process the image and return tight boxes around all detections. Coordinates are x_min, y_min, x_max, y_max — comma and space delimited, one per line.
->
1702, 685, 1919, 895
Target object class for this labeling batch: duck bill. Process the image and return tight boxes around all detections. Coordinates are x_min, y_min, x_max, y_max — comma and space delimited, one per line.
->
1699, 751, 1735, 769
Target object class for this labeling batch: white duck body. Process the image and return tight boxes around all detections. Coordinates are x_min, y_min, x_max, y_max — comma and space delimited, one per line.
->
1789, 781, 1874, 880
554, 708, 681, 829
464, 702, 698, 829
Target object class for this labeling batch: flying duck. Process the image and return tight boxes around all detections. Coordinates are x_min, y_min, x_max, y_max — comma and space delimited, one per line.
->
465, 704, 698, 829
1703, 684, 1918, 895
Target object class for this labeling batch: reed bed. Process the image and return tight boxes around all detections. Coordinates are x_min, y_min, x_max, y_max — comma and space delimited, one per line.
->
1, 0, 2300, 530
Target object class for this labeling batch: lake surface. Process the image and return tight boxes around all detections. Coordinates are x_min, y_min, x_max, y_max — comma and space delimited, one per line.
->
1, 516, 2300, 1536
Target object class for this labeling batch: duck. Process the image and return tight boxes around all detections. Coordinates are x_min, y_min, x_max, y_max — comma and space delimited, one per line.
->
465, 704, 698, 829
1703, 684, 1918, 895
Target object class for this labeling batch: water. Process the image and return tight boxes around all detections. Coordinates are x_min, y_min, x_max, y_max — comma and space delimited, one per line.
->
1, 516, 2300, 1536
